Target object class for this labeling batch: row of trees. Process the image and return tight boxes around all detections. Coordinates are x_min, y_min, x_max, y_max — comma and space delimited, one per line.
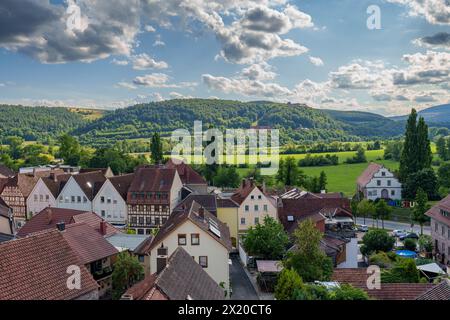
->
276, 157, 327, 193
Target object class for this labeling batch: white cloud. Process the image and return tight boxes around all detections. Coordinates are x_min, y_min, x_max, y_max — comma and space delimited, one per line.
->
169, 91, 194, 99
111, 58, 129, 66
387, 0, 450, 25
131, 53, 168, 70
132, 73, 197, 88
309, 56, 324, 66
145, 25, 156, 32
240, 63, 277, 80
116, 81, 137, 90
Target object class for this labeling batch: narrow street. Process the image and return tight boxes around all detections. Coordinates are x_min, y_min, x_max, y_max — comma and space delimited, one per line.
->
356, 218, 431, 235
229, 254, 259, 300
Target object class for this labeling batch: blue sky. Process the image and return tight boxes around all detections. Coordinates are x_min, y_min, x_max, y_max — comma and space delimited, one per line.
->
0, 0, 449, 115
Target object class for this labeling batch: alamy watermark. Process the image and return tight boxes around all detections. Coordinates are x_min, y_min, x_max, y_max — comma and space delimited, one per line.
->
367, 5, 381, 30
67, 265, 81, 290
170, 121, 279, 175
66, 0, 84, 32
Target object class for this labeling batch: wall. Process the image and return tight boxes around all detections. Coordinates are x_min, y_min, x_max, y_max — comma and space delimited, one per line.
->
431, 217, 450, 265
0, 215, 12, 234
217, 207, 238, 247
150, 220, 230, 289
92, 180, 127, 225
169, 171, 183, 212
26, 179, 57, 217
57, 177, 93, 211
238, 187, 278, 233
365, 167, 402, 200
337, 238, 359, 268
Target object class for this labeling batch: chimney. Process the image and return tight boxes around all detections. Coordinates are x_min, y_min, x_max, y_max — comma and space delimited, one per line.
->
46, 208, 53, 224
156, 244, 168, 274
198, 207, 205, 219
100, 221, 107, 236
56, 221, 65, 232
249, 177, 254, 187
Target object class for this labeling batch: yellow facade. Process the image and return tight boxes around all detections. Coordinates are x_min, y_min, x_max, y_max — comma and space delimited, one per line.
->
217, 206, 238, 248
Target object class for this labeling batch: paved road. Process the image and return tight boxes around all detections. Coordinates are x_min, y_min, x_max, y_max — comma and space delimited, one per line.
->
356, 218, 430, 235
229, 254, 259, 300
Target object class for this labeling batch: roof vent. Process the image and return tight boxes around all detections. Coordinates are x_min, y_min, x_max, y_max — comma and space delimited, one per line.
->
56, 221, 65, 232
287, 216, 294, 222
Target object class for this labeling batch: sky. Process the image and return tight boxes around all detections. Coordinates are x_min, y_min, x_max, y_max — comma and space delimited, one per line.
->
0, 0, 449, 116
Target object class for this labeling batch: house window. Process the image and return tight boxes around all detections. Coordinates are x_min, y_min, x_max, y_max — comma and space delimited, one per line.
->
45, 195, 49, 201
131, 217, 137, 224
391, 190, 395, 196
138, 255, 145, 263
255, 217, 259, 224
77, 196, 81, 203
191, 234, 200, 245
137, 229, 144, 235
138, 217, 144, 225
442, 226, 445, 236
107, 198, 111, 204
245, 205, 249, 212
34, 195, 38, 202
381, 171, 386, 177
146, 217, 152, 225
113, 199, 117, 204
101, 196, 105, 203
435, 222, 438, 232
101, 210, 105, 217
263, 205, 268, 212
254, 205, 259, 211
59, 196, 63, 202
161, 217, 167, 224
39, 195, 43, 202
155, 217, 160, 225
71, 196, 75, 202
377, 180, 381, 186
251, 195, 254, 200
199, 256, 208, 268
241, 217, 246, 225
258, 195, 262, 200
83, 196, 87, 203
178, 234, 187, 245
387, 180, 391, 186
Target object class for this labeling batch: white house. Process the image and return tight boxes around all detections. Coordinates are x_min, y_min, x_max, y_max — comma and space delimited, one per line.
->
139, 201, 231, 289
26, 174, 71, 217
92, 174, 134, 226
57, 171, 106, 212
231, 179, 278, 234
357, 163, 402, 201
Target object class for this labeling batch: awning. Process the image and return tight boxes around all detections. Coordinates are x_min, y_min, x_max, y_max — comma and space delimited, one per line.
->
417, 263, 446, 275
256, 260, 283, 273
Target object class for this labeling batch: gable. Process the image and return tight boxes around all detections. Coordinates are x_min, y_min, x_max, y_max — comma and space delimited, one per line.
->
59, 177, 91, 201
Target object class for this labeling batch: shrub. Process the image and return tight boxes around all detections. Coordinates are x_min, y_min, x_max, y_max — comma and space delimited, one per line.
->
360, 229, 395, 256
403, 238, 417, 251
381, 258, 420, 283
369, 252, 393, 268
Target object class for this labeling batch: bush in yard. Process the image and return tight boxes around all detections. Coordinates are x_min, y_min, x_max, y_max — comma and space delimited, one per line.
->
242, 216, 289, 260
381, 258, 420, 283
369, 252, 394, 268
274, 268, 305, 300
418, 234, 433, 256
403, 238, 417, 251
330, 284, 369, 300
360, 229, 395, 256
112, 252, 145, 299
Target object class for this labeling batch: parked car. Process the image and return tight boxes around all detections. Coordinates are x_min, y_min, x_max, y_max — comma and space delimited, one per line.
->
357, 224, 369, 232
393, 230, 408, 238
400, 233, 419, 241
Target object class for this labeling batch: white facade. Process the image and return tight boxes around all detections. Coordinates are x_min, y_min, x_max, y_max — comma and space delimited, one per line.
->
149, 220, 230, 289
92, 180, 127, 225
364, 167, 402, 201
238, 187, 278, 233
26, 178, 57, 217
337, 238, 359, 269
57, 176, 94, 211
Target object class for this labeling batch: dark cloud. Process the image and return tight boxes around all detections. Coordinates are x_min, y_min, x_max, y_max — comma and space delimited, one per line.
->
420, 32, 450, 47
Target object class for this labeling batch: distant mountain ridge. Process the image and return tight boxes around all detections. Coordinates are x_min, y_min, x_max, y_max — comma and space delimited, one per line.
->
390, 104, 450, 124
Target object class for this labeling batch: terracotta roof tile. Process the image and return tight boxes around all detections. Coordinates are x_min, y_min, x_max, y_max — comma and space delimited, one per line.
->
425, 194, 450, 227
416, 279, 450, 300
109, 173, 135, 200
174, 194, 217, 215
129, 167, 176, 193
0, 165, 14, 177
62, 223, 118, 264
72, 171, 107, 201
165, 159, 207, 185
0, 229, 98, 300
71, 212, 119, 237
357, 163, 383, 187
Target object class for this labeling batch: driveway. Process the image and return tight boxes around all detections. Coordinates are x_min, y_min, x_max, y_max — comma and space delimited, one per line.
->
229, 254, 259, 300
356, 218, 430, 235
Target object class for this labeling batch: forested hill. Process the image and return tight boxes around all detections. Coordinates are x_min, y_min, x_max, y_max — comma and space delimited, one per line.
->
0, 105, 90, 142
73, 99, 356, 146
0, 99, 405, 146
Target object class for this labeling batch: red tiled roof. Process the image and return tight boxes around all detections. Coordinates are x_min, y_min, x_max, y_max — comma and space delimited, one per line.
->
124, 247, 224, 300
40, 174, 72, 198
147, 201, 232, 253
71, 212, 119, 237
0, 165, 14, 177
357, 163, 383, 188
231, 179, 264, 205
0, 229, 98, 300
109, 173, 135, 200
425, 194, 450, 227
16, 207, 89, 237
174, 194, 218, 215
279, 197, 351, 231
166, 158, 207, 185
217, 198, 239, 208
128, 167, 177, 193
416, 279, 450, 300
332, 268, 436, 300
62, 223, 118, 264
71, 171, 107, 200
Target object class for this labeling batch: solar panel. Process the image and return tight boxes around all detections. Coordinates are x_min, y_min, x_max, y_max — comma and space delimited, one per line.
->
209, 224, 221, 238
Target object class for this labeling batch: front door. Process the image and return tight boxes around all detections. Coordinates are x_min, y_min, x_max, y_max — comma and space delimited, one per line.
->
381, 189, 389, 199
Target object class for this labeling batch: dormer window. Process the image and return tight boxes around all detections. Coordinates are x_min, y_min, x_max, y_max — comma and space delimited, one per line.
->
381, 171, 386, 177
441, 209, 449, 217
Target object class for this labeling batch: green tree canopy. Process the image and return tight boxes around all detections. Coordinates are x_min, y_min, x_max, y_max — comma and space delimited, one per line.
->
112, 252, 145, 300
360, 229, 395, 256
412, 188, 431, 235
243, 216, 289, 260
150, 132, 163, 164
